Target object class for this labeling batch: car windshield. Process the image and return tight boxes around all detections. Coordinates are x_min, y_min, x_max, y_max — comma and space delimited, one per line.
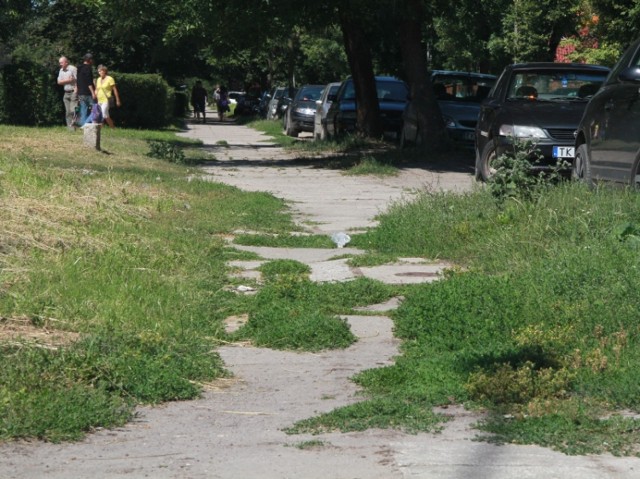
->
377, 80, 408, 102
341, 79, 407, 102
506, 69, 608, 101
296, 86, 324, 101
432, 74, 496, 102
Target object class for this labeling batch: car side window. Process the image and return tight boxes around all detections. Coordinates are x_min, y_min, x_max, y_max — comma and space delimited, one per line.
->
608, 41, 640, 83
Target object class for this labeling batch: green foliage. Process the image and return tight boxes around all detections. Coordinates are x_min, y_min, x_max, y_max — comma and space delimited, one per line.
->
0, 125, 300, 441
559, 37, 623, 67
487, 140, 567, 203
0, 62, 63, 126
111, 73, 174, 128
343, 155, 399, 177
352, 182, 640, 453
235, 275, 396, 351
147, 140, 186, 163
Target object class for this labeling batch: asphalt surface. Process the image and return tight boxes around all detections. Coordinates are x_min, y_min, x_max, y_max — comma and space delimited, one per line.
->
1, 116, 639, 478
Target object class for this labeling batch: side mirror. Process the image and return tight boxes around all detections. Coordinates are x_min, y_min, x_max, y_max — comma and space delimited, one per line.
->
618, 66, 640, 83
315, 99, 322, 106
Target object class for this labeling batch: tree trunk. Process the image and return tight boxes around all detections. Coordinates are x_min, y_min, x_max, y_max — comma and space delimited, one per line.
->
338, 6, 382, 138
399, 0, 448, 152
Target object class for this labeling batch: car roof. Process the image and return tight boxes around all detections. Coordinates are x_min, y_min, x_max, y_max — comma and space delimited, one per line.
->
507, 62, 610, 72
431, 70, 497, 79
341, 75, 404, 82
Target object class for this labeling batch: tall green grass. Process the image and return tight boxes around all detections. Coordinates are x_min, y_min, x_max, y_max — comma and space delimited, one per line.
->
292, 183, 640, 455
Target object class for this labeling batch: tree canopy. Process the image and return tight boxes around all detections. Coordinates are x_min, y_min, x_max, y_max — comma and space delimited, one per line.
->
1, 0, 639, 142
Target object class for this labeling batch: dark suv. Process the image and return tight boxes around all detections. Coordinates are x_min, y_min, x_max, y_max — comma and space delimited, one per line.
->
573, 38, 640, 186
325, 76, 409, 140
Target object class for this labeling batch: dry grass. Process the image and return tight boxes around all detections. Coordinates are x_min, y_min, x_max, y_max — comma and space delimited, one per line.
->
0, 315, 81, 349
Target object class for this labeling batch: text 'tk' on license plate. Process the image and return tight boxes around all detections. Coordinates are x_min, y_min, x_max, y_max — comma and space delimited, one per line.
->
553, 146, 575, 158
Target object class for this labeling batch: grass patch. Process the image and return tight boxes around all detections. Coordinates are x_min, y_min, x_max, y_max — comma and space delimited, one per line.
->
342, 155, 399, 177
233, 274, 398, 351
233, 233, 334, 248
300, 182, 640, 454
0, 124, 298, 441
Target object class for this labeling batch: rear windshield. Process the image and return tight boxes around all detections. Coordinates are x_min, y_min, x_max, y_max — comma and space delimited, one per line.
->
295, 86, 324, 101
341, 79, 408, 102
507, 69, 609, 100
432, 74, 496, 102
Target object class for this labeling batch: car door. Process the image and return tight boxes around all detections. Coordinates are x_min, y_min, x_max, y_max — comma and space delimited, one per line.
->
590, 42, 640, 183
476, 68, 509, 154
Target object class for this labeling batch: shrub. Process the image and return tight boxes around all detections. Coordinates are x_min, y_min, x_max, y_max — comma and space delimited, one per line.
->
0, 62, 63, 126
109, 72, 174, 128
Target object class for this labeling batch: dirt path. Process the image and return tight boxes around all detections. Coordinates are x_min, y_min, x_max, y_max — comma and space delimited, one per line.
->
1, 119, 639, 478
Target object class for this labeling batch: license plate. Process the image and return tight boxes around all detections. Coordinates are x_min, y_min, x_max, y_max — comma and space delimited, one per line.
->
463, 131, 475, 141
553, 146, 575, 158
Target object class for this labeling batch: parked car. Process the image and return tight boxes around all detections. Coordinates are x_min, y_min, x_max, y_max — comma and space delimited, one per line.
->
266, 86, 287, 120
314, 82, 341, 140
401, 70, 497, 148
475, 62, 610, 181
228, 91, 245, 104
283, 84, 325, 137
573, 38, 640, 186
325, 76, 409, 140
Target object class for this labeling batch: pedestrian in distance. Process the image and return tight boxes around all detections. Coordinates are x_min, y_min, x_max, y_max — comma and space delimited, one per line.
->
76, 53, 96, 126
216, 85, 230, 121
191, 80, 208, 123
95, 64, 121, 128
57, 56, 77, 130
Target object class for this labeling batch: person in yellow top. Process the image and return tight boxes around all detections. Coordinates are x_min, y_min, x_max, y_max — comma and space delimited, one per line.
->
95, 64, 121, 128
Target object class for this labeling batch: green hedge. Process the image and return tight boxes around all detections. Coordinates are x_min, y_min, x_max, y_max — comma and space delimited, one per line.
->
0, 62, 179, 128
0, 62, 63, 126
109, 72, 174, 128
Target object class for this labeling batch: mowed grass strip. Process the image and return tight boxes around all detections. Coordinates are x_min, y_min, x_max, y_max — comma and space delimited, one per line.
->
0, 125, 298, 442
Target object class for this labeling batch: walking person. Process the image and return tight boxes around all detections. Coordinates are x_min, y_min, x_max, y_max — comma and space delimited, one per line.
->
95, 65, 121, 128
216, 85, 230, 121
57, 56, 77, 130
77, 53, 96, 126
191, 80, 207, 123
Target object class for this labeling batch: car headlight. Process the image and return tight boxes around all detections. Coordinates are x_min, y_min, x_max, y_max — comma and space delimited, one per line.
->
442, 115, 456, 129
499, 124, 548, 139
295, 107, 316, 116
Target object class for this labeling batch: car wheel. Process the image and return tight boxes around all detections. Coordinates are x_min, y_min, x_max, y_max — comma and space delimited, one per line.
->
320, 122, 329, 140
415, 129, 423, 147
572, 144, 594, 187
476, 140, 498, 182
400, 128, 408, 149
285, 114, 298, 137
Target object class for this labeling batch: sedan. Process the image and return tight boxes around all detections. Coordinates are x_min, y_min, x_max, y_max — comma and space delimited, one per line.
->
283, 84, 325, 137
475, 62, 610, 181
401, 70, 497, 148
325, 76, 409, 140
574, 37, 640, 186
313, 82, 341, 140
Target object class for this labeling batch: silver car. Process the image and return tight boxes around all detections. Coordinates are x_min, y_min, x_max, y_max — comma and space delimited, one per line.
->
313, 82, 341, 140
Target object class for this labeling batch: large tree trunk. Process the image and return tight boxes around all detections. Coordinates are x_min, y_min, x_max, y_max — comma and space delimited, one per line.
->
399, 0, 448, 151
338, 7, 382, 138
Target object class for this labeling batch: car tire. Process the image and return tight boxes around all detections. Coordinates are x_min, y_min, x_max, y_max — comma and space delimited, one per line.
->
285, 113, 298, 137
572, 144, 594, 188
476, 140, 497, 182
400, 128, 408, 149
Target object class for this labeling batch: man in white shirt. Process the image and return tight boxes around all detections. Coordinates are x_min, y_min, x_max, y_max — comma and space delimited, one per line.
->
57, 56, 77, 130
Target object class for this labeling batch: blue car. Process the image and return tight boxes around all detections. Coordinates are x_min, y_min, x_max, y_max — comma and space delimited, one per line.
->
401, 70, 497, 149
325, 76, 409, 140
